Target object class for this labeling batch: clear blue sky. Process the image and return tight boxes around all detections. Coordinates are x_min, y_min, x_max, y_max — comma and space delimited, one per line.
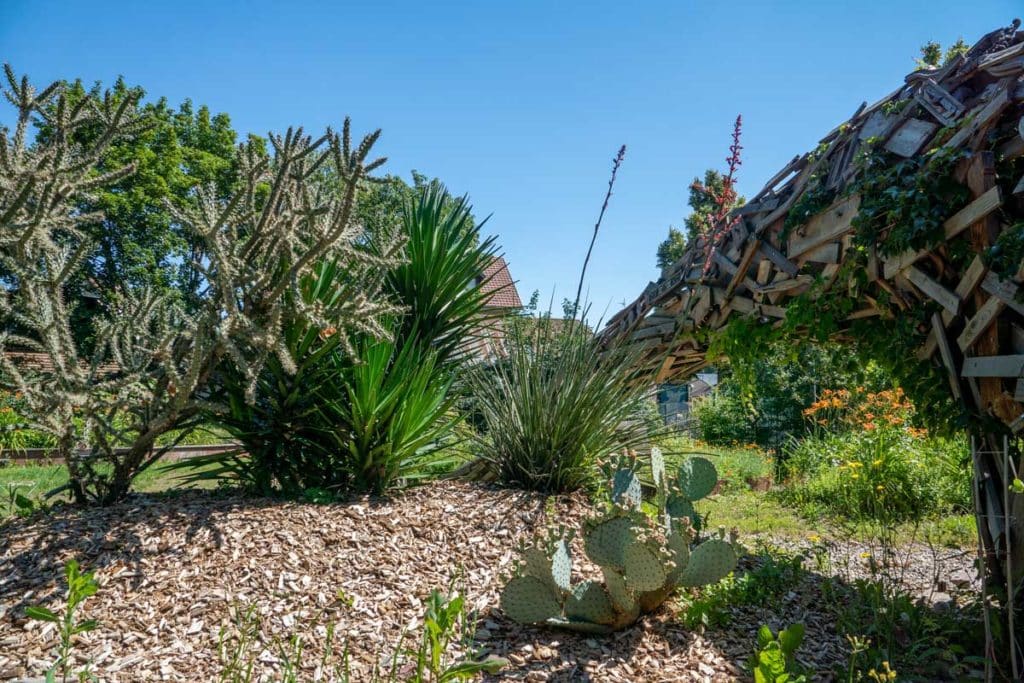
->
1, 1, 1018, 321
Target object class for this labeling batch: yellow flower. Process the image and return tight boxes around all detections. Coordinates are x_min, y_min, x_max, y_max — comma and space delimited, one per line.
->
872, 459, 883, 467
860, 551, 871, 558
808, 534, 821, 543
851, 472, 860, 479
876, 485, 884, 491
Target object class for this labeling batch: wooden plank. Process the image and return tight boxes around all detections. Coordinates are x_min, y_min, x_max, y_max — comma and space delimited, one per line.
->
881, 187, 1003, 279
905, 266, 960, 316
1015, 379, 1024, 403
800, 242, 840, 264
933, 313, 963, 401
756, 259, 772, 284
962, 355, 1024, 377
758, 241, 800, 276
752, 274, 813, 295
787, 194, 861, 259
944, 86, 1011, 150
942, 255, 988, 325
884, 118, 938, 157
725, 239, 762, 298
847, 307, 881, 320
981, 271, 1024, 316
957, 296, 1005, 351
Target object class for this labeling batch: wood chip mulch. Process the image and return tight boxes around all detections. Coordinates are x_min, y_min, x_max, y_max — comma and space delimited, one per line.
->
0, 483, 976, 681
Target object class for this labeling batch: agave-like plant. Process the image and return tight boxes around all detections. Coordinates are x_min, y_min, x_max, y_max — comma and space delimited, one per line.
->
467, 315, 655, 493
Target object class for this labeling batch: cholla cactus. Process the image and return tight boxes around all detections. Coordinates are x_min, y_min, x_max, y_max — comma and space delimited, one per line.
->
0, 66, 400, 504
500, 449, 737, 632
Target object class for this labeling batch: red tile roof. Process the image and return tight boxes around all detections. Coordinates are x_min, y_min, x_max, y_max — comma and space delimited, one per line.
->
479, 256, 522, 309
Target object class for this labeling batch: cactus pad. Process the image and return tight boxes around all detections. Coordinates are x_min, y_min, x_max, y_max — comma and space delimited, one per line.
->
601, 566, 636, 613
666, 495, 697, 527
501, 576, 562, 624
612, 468, 642, 509
676, 456, 718, 500
551, 539, 572, 593
565, 580, 616, 625
583, 515, 637, 568
521, 547, 553, 584
678, 539, 736, 587
623, 542, 668, 593
650, 446, 666, 490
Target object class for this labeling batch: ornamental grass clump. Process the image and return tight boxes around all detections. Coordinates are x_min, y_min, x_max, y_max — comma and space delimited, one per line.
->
468, 315, 656, 493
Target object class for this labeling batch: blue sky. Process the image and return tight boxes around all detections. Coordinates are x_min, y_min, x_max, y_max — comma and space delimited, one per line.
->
1, 1, 1019, 321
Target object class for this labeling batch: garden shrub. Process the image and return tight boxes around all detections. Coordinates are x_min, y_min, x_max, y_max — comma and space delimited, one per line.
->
779, 387, 970, 521
186, 184, 497, 496
690, 387, 755, 446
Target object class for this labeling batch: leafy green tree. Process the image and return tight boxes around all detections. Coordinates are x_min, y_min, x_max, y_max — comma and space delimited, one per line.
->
915, 38, 969, 70
656, 169, 745, 269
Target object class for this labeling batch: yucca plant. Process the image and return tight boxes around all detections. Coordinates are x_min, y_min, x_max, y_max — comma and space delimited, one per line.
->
320, 324, 462, 493
381, 182, 502, 366
468, 315, 655, 493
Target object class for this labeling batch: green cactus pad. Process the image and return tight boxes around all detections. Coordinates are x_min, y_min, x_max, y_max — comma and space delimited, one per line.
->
623, 542, 668, 593
666, 495, 697, 527
650, 446, 666, 490
551, 539, 572, 593
583, 515, 638, 568
601, 566, 636, 613
564, 580, 616, 625
501, 576, 563, 624
611, 468, 642, 509
676, 456, 718, 500
665, 530, 691, 584
521, 547, 552, 583
678, 539, 737, 588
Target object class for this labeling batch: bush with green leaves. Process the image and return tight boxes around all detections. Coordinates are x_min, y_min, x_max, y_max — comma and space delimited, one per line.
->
499, 450, 737, 633
468, 315, 654, 493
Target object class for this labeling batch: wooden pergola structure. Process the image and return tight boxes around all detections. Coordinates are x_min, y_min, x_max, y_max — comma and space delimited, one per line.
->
602, 20, 1024, 677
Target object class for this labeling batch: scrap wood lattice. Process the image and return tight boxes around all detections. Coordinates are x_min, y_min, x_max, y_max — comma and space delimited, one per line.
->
602, 20, 1024, 676
605, 20, 1024, 426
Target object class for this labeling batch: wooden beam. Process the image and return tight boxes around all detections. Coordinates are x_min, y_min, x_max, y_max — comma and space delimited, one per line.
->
787, 194, 861, 259
758, 241, 800, 277
981, 271, 1024, 316
962, 355, 1024, 378
943, 255, 989, 325
933, 313, 963, 402
905, 266, 961, 316
957, 296, 1005, 351
724, 239, 762, 298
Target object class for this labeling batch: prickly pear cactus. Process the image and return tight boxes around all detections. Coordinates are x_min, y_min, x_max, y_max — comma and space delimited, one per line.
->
499, 451, 737, 633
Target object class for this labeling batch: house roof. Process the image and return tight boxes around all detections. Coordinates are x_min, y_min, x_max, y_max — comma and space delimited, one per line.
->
479, 256, 523, 309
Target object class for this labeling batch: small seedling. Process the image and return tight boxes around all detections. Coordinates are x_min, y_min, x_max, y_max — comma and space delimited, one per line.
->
753, 622, 807, 683
26, 559, 99, 683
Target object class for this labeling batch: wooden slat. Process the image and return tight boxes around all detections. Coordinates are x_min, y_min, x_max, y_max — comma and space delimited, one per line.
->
957, 296, 1005, 351
905, 266, 961, 315
800, 242, 840, 264
962, 355, 1024, 377
788, 194, 861, 258
981, 271, 1024, 316
933, 314, 963, 401
725, 239, 762, 297
944, 86, 1011, 150
758, 241, 800, 277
